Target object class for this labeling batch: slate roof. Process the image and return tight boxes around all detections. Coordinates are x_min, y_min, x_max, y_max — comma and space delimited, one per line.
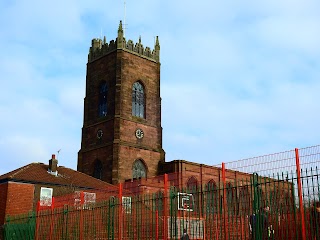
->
0, 162, 115, 190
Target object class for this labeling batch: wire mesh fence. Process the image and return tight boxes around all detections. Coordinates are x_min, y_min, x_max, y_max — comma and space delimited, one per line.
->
3, 145, 320, 240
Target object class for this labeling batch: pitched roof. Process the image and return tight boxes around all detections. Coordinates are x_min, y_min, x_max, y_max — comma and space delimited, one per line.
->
0, 163, 115, 190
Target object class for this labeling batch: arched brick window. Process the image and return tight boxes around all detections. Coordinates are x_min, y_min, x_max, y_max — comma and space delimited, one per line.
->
132, 81, 145, 118
153, 190, 164, 212
239, 185, 250, 215
226, 182, 237, 215
187, 176, 199, 212
206, 180, 219, 214
132, 159, 147, 179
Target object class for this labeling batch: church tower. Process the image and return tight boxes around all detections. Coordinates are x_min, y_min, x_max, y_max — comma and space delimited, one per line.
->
78, 21, 165, 184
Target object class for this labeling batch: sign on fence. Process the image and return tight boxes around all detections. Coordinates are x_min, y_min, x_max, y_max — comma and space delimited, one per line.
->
122, 196, 132, 214
74, 191, 96, 209
177, 192, 194, 211
168, 217, 204, 239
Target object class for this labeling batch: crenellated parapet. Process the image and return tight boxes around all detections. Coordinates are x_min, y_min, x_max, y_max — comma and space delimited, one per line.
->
88, 21, 160, 63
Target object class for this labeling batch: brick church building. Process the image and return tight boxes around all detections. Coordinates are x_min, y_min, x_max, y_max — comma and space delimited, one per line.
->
0, 21, 254, 227
0, 22, 295, 240
77, 21, 253, 190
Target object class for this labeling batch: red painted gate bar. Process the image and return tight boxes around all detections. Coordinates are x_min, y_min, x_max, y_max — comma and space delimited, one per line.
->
295, 148, 306, 240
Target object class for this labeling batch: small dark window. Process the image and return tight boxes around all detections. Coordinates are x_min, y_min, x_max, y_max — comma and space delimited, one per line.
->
94, 160, 103, 180
99, 82, 108, 117
132, 82, 145, 118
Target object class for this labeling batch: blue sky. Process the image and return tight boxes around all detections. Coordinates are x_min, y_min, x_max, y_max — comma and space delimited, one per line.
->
1, 0, 320, 175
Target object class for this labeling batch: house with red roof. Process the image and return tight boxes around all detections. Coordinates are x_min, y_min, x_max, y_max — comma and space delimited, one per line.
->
0, 154, 116, 226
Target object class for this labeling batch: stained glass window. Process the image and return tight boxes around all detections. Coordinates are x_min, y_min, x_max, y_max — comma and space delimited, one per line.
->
132, 159, 147, 179
99, 82, 108, 117
132, 82, 145, 118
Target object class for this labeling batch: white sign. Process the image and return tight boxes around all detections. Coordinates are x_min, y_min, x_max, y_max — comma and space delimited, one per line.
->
122, 196, 132, 214
177, 192, 194, 211
168, 217, 204, 239
74, 191, 96, 209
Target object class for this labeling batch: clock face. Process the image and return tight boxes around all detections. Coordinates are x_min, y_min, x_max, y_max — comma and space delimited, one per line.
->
135, 128, 144, 139
97, 129, 103, 139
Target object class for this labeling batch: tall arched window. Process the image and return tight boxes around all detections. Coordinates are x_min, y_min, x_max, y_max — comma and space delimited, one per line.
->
187, 176, 199, 212
206, 180, 219, 214
226, 182, 237, 215
270, 189, 279, 213
93, 160, 103, 180
99, 82, 108, 117
132, 159, 147, 179
153, 190, 164, 212
239, 186, 250, 215
132, 82, 145, 118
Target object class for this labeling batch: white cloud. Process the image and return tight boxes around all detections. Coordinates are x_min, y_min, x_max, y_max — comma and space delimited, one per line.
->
1, 0, 320, 175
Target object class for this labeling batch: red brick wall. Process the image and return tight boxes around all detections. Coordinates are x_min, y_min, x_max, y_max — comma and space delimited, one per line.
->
5, 182, 34, 217
79, 145, 114, 183
118, 145, 161, 181
0, 183, 8, 225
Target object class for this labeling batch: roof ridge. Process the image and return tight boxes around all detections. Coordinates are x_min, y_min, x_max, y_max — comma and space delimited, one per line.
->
9, 163, 39, 178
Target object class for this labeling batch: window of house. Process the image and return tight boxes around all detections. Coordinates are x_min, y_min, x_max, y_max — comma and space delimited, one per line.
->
40, 187, 53, 206
132, 82, 145, 118
132, 159, 147, 179
99, 82, 108, 117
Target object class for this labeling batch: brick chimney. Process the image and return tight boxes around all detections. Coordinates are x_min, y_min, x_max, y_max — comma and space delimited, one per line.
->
48, 154, 58, 175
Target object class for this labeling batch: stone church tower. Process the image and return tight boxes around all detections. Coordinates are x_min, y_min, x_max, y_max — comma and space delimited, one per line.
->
78, 21, 165, 184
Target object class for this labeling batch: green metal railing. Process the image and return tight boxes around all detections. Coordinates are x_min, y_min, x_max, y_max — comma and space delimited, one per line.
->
4, 212, 35, 240
3, 173, 319, 240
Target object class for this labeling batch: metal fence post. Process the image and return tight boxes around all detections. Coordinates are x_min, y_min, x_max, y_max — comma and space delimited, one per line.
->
164, 174, 168, 240
156, 210, 159, 240
80, 191, 84, 240
35, 201, 40, 240
222, 163, 228, 240
49, 197, 55, 240
295, 148, 306, 240
118, 183, 123, 240
252, 173, 262, 240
